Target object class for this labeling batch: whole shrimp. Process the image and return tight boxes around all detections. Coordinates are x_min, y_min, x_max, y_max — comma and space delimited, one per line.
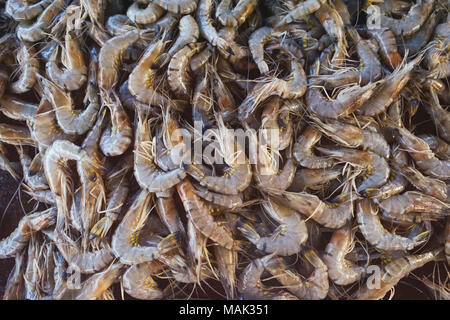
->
353, 248, 442, 300
293, 127, 333, 169
0, 209, 55, 259
0, 95, 37, 122
237, 197, 308, 256
366, 28, 402, 71
123, 261, 164, 300
376, 191, 449, 216
126, 1, 165, 25
425, 14, 450, 79
275, 0, 325, 28
10, 42, 39, 94
356, 199, 428, 252
289, 167, 341, 192
74, 263, 124, 300
419, 134, 450, 160
324, 224, 365, 286
111, 190, 178, 265
237, 253, 298, 300
152, 0, 197, 14
193, 184, 243, 209
248, 26, 278, 75
177, 179, 241, 251
217, 0, 257, 27
400, 166, 448, 201
426, 88, 450, 143
105, 14, 134, 36
265, 250, 329, 300
5, 0, 52, 21
156, 188, 186, 236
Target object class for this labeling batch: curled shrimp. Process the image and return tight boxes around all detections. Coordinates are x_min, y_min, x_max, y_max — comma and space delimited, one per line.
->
269, 189, 353, 229
265, 250, 329, 300
5, 0, 52, 21
197, 0, 233, 55
353, 248, 442, 300
293, 127, 334, 169
10, 42, 39, 94
356, 199, 428, 252
123, 261, 163, 300
255, 155, 297, 193
248, 26, 277, 74
260, 97, 293, 151
323, 224, 365, 286
152, 0, 197, 14
376, 191, 449, 216
217, 0, 257, 27
134, 115, 186, 193
127, 1, 165, 25
111, 190, 178, 265
106, 14, 134, 36
425, 15, 450, 79
238, 60, 307, 120
193, 184, 243, 209
0, 209, 55, 259
312, 117, 390, 159
237, 253, 298, 300
394, 126, 450, 179
168, 42, 205, 100
177, 178, 241, 251
367, 28, 402, 71
316, 146, 390, 193
237, 197, 308, 256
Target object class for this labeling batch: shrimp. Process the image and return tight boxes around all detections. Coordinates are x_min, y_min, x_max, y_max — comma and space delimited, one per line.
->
425, 15, 450, 79
0, 209, 55, 259
289, 167, 341, 192
248, 26, 277, 74
2, 251, 26, 300
127, 1, 165, 24
427, 88, 450, 143
358, 54, 422, 116
312, 117, 390, 158
265, 250, 329, 300
210, 65, 236, 117
134, 115, 186, 193
0, 95, 37, 122
293, 127, 333, 169
37, 76, 99, 136
275, 0, 324, 28
197, 0, 233, 54
419, 134, 450, 160
16, 0, 66, 42
99, 94, 133, 157
168, 43, 205, 100
128, 39, 172, 107
159, 15, 199, 68
24, 189, 55, 205
376, 191, 449, 216
356, 199, 428, 252
324, 224, 365, 286
373, 0, 434, 37
123, 261, 163, 300
260, 97, 293, 151
10, 42, 39, 94
238, 60, 307, 120
367, 28, 402, 71
193, 185, 243, 209
177, 179, 241, 251
0, 144, 20, 180
45, 30, 88, 91
190, 45, 213, 72
394, 126, 450, 179
156, 189, 186, 236
238, 253, 298, 300
186, 117, 252, 195
400, 166, 448, 201
98, 29, 141, 93
353, 248, 442, 300
254, 156, 297, 193
237, 197, 307, 256
152, 0, 197, 14
0, 123, 35, 146
5, 0, 52, 22
269, 190, 353, 229
0, 69, 8, 98
105, 14, 134, 36
317, 146, 390, 193
74, 263, 124, 300
111, 190, 178, 265
185, 218, 208, 283
16, 147, 48, 190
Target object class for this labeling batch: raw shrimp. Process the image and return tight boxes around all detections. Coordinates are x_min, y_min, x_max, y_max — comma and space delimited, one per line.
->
0, 209, 55, 259
356, 199, 428, 252
168, 43, 205, 100
316, 146, 390, 193
427, 88, 450, 143
312, 117, 390, 158
265, 250, 329, 300
156, 189, 186, 235
177, 179, 241, 251
269, 190, 353, 229
134, 116, 186, 193
254, 156, 297, 193
425, 15, 450, 79
394, 126, 450, 179
2, 251, 26, 300
74, 263, 124, 300
367, 28, 402, 71
186, 218, 208, 283
123, 261, 164, 300
193, 185, 243, 209
16, 147, 48, 190
160, 15, 199, 68
358, 55, 423, 116
38, 75, 99, 136
152, 0, 197, 14
353, 248, 442, 300
237, 197, 307, 256
106, 14, 134, 36
418, 134, 450, 160
401, 166, 448, 201
111, 190, 178, 265
197, 0, 233, 55
5, 0, 52, 21
248, 26, 277, 74
289, 167, 341, 192
190, 45, 213, 72
10, 42, 39, 94
275, 0, 325, 28
376, 191, 449, 216
237, 254, 298, 300
324, 224, 365, 286
127, 1, 165, 24
260, 97, 293, 151
293, 127, 330, 169
0, 95, 37, 122
238, 60, 307, 120
0, 123, 35, 146
45, 30, 88, 91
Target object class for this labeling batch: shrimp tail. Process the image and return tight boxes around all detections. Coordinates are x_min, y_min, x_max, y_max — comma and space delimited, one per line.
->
236, 219, 260, 244
90, 216, 113, 239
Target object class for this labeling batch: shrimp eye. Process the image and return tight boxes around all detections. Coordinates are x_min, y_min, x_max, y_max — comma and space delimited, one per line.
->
410, 99, 419, 106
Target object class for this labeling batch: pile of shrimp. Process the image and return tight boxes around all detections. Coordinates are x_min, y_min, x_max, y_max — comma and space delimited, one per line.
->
0, 0, 449, 300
